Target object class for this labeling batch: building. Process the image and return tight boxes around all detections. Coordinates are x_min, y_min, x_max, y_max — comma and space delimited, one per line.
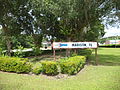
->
42, 42, 52, 49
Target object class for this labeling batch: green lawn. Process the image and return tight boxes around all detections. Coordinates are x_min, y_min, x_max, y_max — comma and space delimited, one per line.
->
91, 48, 120, 65
0, 48, 120, 90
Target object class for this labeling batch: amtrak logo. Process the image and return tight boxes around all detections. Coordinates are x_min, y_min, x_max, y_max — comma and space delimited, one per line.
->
60, 44, 68, 47
54, 43, 68, 48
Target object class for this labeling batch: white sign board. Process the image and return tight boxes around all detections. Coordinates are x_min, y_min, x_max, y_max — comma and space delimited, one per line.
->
53, 42, 98, 49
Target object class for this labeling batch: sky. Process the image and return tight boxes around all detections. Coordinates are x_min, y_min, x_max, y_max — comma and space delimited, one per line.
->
103, 26, 120, 38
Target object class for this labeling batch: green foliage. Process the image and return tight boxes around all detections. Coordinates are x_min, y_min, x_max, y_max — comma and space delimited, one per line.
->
0, 48, 120, 90
12, 35, 43, 57
77, 49, 93, 58
71, 52, 78, 57
68, 56, 86, 64
12, 35, 33, 49
0, 56, 86, 75
41, 61, 58, 75
32, 47, 42, 56
14, 45, 25, 58
29, 57, 40, 62
0, 47, 3, 56
0, 36, 7, 51
0, 0, 119, 54
31, 0, 109, 41
60, 56, 86, 75
1, 0, 117, 55
0, 57, 32, 73
32, 63, 42, 75
84, 21, 105, 41
14, 62, 32, 73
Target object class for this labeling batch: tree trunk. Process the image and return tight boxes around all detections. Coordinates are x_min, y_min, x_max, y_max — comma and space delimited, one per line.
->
74, 49, 77, 55
5, 36, 12, 56
2, 24, 12, 56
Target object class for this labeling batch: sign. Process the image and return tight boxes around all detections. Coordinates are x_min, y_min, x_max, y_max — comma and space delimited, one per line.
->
53, 42, 98, 49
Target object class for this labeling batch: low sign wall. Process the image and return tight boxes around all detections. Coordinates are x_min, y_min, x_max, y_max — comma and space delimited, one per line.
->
53, 42, 98, 49
52, 42, 98, 64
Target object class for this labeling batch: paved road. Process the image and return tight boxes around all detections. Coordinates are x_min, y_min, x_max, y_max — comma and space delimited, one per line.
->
3, 47, 52, 53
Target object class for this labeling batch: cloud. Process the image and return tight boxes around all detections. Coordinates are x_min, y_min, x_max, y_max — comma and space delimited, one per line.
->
103, 27, 120, 37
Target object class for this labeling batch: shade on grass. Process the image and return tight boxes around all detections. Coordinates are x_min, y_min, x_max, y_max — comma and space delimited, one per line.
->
91, 48, 120, 65
0, 48, 120, 90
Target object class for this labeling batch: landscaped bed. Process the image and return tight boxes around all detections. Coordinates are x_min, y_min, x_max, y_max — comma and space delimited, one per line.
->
0, 56, 86, 76
0, 48, 120, 90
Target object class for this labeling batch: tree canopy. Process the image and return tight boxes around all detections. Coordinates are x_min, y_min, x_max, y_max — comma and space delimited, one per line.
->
0, 0, 120, 55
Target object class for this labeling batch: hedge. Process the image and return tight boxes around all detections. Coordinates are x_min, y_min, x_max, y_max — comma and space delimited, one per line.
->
60, 56, 86, 75
0, 57, 32, 73
41, 61, 58, 75
0, 56, 86, 76
32, 63, 42, 75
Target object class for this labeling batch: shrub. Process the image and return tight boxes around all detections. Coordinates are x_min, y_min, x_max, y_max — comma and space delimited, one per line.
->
0, 57, 32, 73
68, 56, 86, 65
77, 49, 93, 58
32, 63, 42, 75
13, 45, 25, 58
60, 56, 86, 75
32, 47, 42, 56
14, 61, 32, 73
41, 61, 58, 75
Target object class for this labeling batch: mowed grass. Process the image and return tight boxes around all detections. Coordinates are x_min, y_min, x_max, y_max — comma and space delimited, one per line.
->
0, 48, 120, 90
91, 48, 120, 65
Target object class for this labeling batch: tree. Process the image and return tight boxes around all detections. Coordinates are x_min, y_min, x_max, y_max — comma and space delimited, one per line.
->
35, 0, 108, 41
0, 0, 44, 55
0, 0, 120, 56
84, 20, 105, 41
27, 0, 117, 56
0, 0, 30, 56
